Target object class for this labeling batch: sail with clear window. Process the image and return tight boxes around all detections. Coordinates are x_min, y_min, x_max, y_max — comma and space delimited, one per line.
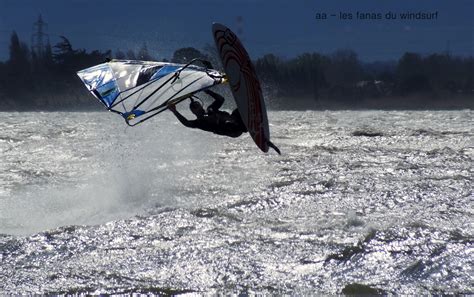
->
77, 59, 226, 126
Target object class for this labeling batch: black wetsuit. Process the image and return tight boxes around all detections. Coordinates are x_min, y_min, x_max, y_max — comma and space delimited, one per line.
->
171, 90, 247, 138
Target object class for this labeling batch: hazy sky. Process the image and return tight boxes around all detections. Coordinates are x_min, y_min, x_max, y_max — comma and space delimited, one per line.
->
0, 0, 472, 61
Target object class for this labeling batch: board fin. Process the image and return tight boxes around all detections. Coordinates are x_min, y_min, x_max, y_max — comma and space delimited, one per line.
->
267, 140, 281, 155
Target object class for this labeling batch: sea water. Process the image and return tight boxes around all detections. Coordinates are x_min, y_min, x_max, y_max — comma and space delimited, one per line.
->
0, 110, 472, 294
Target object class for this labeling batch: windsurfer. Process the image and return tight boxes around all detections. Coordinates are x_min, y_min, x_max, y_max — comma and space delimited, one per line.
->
167, 89, 248, 138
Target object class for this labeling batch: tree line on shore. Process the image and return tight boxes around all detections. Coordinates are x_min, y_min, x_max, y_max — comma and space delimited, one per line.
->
0, 31, 472, 110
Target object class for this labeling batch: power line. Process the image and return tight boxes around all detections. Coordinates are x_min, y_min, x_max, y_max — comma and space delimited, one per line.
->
31, 14, 50, 56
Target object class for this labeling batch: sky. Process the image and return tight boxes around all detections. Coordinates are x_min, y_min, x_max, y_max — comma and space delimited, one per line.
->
0, 0, 472, 62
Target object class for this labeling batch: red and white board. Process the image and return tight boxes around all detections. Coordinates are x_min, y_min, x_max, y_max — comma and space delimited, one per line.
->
212, 23, 272, 153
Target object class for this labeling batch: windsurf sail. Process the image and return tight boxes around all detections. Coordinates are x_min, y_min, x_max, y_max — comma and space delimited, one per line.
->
77, 59, 226, 126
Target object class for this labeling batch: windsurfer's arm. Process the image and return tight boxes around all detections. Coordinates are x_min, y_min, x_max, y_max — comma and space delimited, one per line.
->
168, 103, 197, 128
205, 89, 224, 111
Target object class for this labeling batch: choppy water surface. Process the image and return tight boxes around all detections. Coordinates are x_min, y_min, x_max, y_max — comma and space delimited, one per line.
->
0, 110, 472, 294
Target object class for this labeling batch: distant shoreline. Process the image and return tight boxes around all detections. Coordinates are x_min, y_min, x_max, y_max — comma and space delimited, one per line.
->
269, 94, 474, 111
0, 94, 472, 112
0, 106, 471, 112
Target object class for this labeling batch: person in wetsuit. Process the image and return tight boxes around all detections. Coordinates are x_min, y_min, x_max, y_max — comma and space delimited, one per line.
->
167, 89, 248, 138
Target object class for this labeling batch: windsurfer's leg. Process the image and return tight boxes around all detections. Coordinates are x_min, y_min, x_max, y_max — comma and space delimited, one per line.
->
231, 109, 247, 132
205, 90, 224, 111
222, 117, 243, 138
